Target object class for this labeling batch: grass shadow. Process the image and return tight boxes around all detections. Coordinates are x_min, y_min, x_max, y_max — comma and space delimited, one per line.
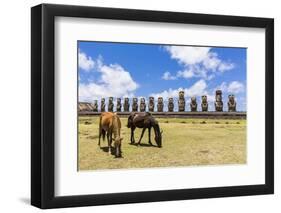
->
129, 142, 158, 148
99, 146, 123, 158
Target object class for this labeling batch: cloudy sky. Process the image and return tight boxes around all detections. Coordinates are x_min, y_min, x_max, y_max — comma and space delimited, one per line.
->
78, 41, 246, 111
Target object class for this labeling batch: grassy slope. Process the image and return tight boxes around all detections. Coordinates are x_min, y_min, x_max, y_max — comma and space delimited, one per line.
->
78, 117, 246, 171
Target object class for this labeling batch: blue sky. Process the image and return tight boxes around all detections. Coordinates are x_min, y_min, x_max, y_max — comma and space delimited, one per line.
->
78, 41, 246, 111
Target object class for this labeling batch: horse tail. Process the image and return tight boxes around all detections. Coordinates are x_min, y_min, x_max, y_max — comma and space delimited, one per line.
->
99, 115, 106, 141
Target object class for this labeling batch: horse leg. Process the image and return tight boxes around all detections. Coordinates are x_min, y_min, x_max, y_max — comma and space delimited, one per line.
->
131, 127, 136, 144
137, 128, 146, 145
98, 130, 101, 147
107, 132, 111, 155
148, 127, 152, 145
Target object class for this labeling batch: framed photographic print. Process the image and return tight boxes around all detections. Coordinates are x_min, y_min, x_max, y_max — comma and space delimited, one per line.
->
31, 3, 274, 209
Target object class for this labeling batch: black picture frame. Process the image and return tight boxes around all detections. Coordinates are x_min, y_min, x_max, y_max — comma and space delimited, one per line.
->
31, 3, 274, 209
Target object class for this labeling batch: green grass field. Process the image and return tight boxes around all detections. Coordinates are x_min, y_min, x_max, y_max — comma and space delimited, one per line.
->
78, 116, 246, 171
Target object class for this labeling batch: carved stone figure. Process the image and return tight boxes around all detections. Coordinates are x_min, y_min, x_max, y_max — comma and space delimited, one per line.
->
132, 98, 138, 112
140, 98, 146, 112
148, 97, 155, 112
108, 97, 114, 112
168, 98, 174, 112
201, 95, 208, 112
215, 90, 223, 112
116, 98, 122, 112
178, 91, 185, 112
123, 98, 130, 112
93, 100, 98, 112
190, 97, 197, 112
228, 94, 236, 112
101, 98, 106, 112
157, 97, 164, 112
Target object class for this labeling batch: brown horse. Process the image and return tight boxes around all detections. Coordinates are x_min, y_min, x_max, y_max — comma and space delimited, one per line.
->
127, 112, 162, 147
98, 112, 123, 157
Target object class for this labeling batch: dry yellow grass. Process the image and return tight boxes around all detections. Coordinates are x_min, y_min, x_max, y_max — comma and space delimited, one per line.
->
78, 116, 246, 171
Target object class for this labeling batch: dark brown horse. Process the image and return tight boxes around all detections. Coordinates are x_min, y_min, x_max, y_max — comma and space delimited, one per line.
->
99, 112, 123, 157
127, 112, 162, 147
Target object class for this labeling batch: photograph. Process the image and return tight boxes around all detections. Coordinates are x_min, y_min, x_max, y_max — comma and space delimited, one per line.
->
30, 3, 274, 209
78, 41, 247, 171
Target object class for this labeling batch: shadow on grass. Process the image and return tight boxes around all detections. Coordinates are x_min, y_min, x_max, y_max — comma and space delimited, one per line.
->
129, 142, 158, 148
86, 135, 99, 140
99, 146, 123, 158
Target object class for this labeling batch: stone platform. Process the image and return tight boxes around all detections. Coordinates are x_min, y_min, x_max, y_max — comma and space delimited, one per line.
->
79, 111, 246, 119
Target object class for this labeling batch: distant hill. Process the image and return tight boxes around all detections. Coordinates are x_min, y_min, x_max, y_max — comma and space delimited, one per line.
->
78, 102, 95, 112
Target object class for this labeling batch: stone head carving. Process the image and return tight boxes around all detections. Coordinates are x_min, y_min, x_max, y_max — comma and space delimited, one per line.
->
201, 95, 208, 112
123, 97, 130, 112
116, 98, 122, 112
190, 96, 197, 112
132, 98, 138, 112
216, 90, 222, 102
157, 97, 164, 112
215, 90, 223, 111
108, 97, 114, 112
149, 97, 154, 112
101, 98, 106, 112
179, 91, 185, 99
140, 98, 146, 112
168, 97, 174, 112
178, 91, 185, 112
228, 94, 236, 112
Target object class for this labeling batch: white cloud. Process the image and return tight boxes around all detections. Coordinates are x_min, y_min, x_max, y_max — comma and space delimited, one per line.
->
79, 57, 138, 102
176, 69, 194, 79
218, 62, 235, 72
165, 46, 210, 65
227, 81, 244, 94
79, 50, 95, 71
150, 87, 183, 100
150, 79, 208, 100
185, 79, 207, 97
215, 82, 228, 92
162, 71, 177, 80
214, 81, 244, 95
163, 46, 234, 80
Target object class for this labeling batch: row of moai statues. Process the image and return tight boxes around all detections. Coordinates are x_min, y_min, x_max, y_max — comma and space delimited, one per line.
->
90, 90, 237, 112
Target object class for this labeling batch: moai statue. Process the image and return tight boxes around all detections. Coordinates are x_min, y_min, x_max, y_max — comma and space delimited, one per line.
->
178, 91, 185, 112
228, 94, 237, 112
132, 98, 138, 112
93, 100, 98, 112
101, 98, 106, 112
168, 98, 174, 112
157, 97, 164, 112
201, 95, 208, 112
123, 98, 130, 112
116, 98, 122, 112
215, 90, 223, 112
148, 97, 155, 112
140, 98, 146, 112
108, 97, 114, 112
190, 97, 197, 112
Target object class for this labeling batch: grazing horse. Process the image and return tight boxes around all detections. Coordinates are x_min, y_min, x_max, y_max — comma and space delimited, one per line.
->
98, 112, 123, 157
127, 112, 162, 147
